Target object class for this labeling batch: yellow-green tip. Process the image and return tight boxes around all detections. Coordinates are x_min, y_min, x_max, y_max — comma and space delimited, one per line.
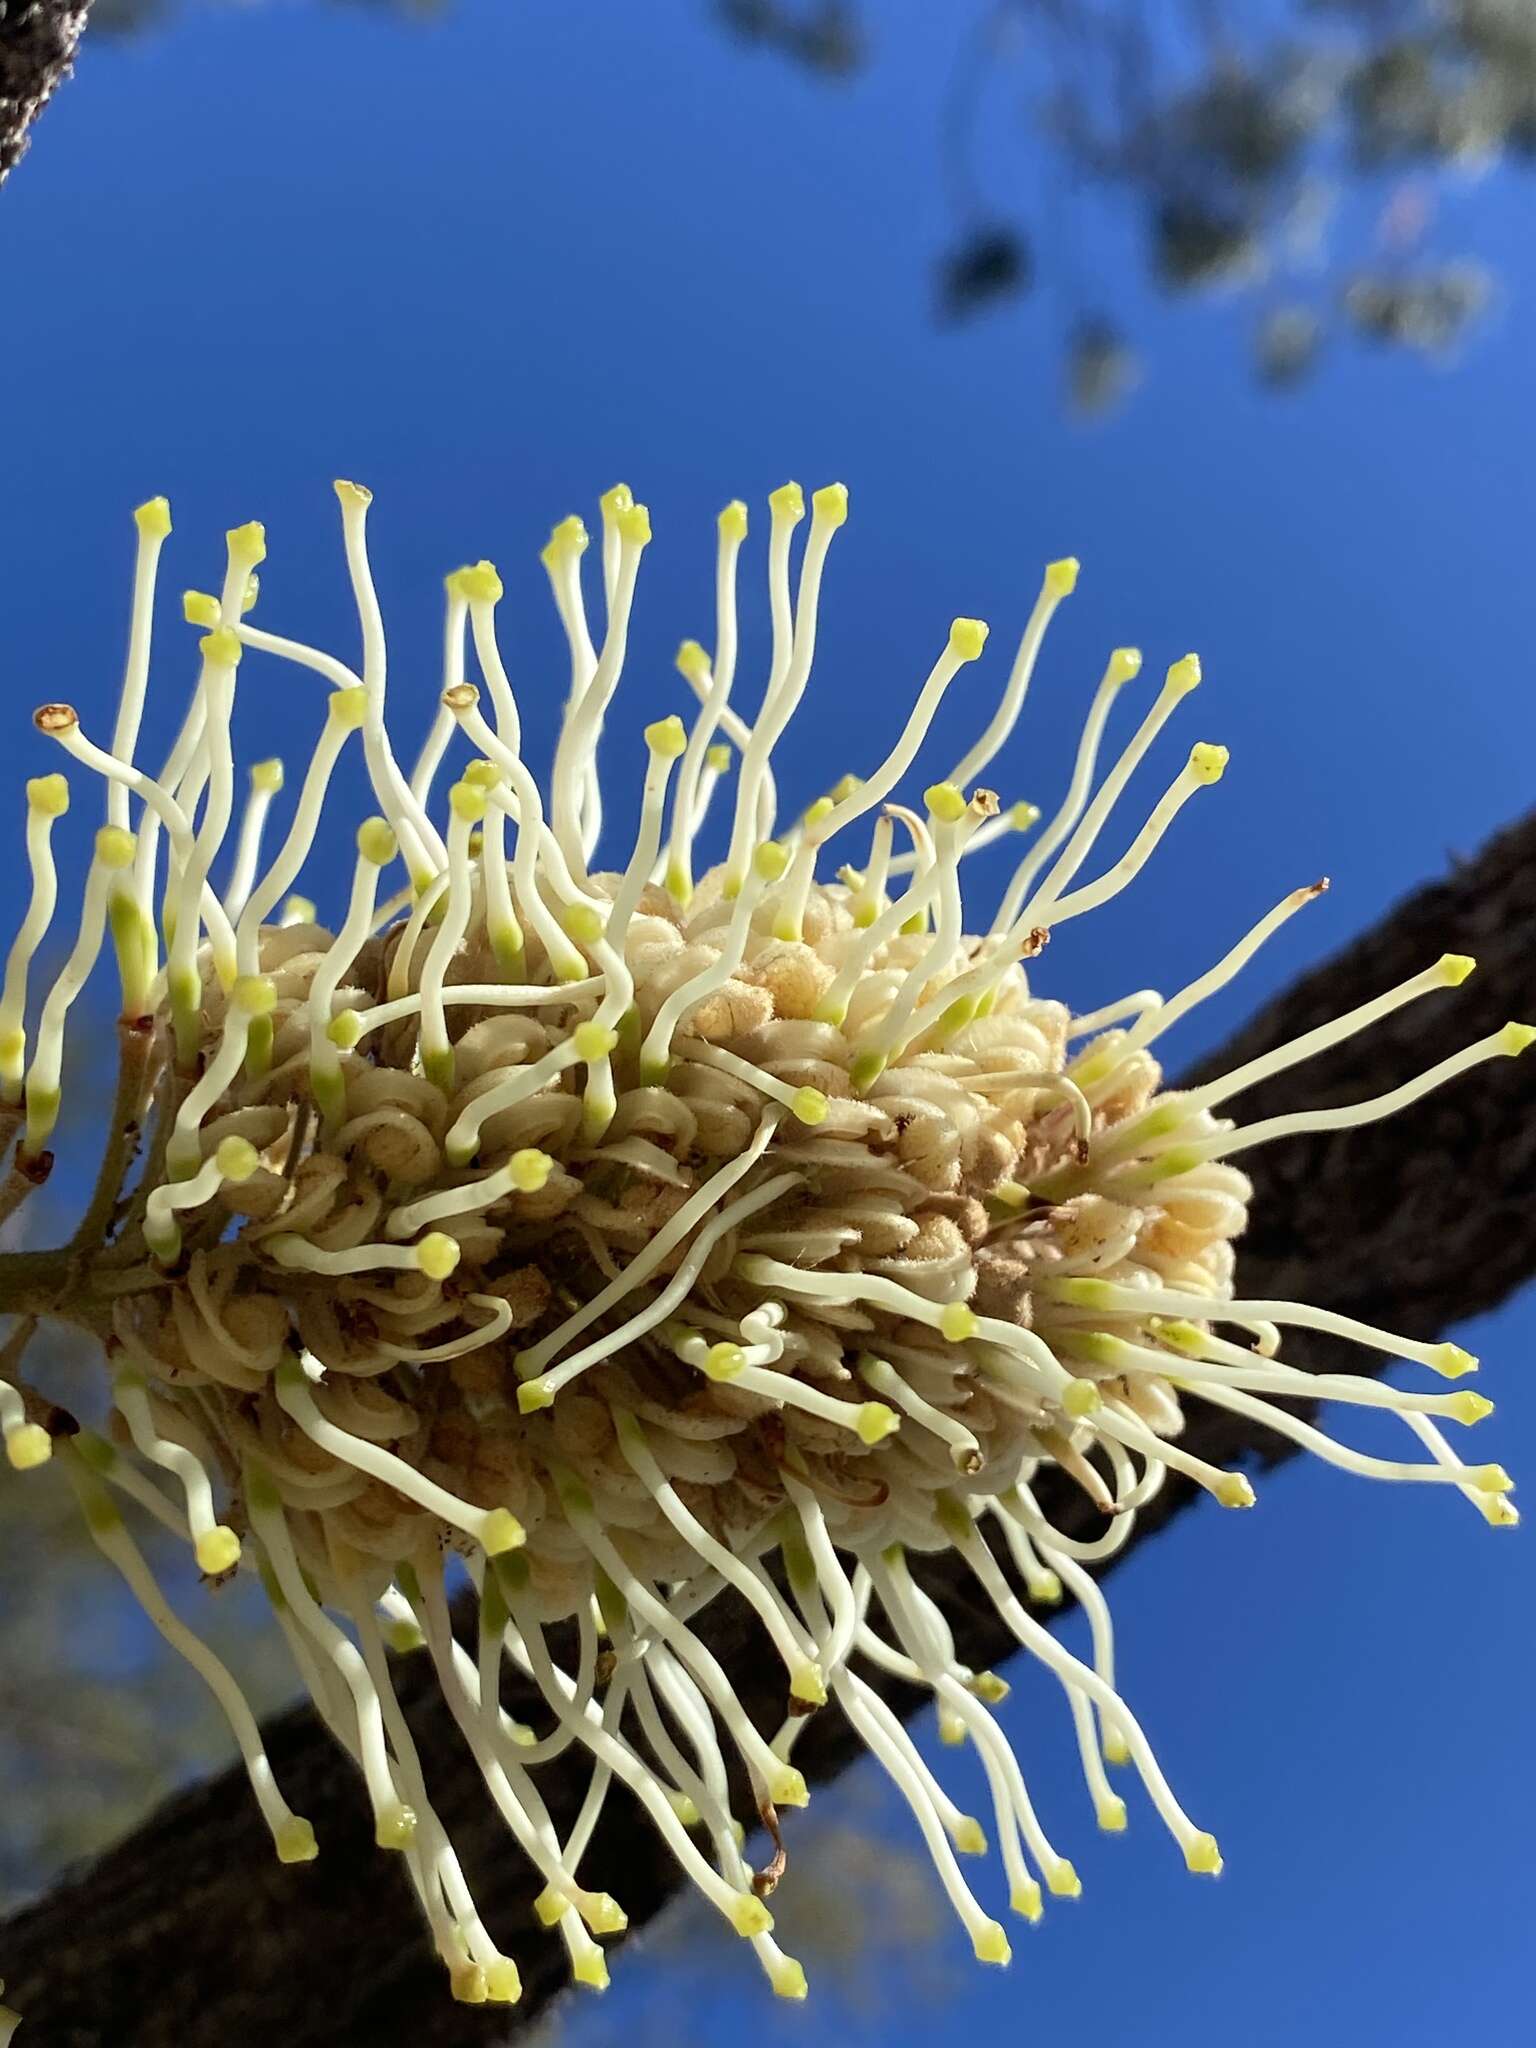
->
541, 515, 589, 569
791, 1086, 828, 1126
451, 1963, 489, 2005
973, 1919, 1012, 1966
573, 1020, 619, 1061
1447, 1391, 1494, 1425
939, 1302, 979, 1344
770, 1766, 809, 1809
727, 1894, 775, 1938
95, 826, 136, 871
518, 1378, 555, 1415
199, 627, 243, 668
457, 559, 505, 605
1438, 952, 1476, 986
232, 974, 278, 1018
790, 1660, 827, 1707
925, 779, 969, 823
770, 1958, 808, 2001
485, 1960, 522, 2004
1097, 1795, 1129, 1833
573, 1950, 609, 1993
533, 1886, 564, 1929
375, 1801, 418, 1850
812, 481, 849, 526
1167, 652, 1202, 694
646, 714, 688, 759
1061, 1377, 1101, 1418
481, 1508, 526, 1556
329, 685, 368, 731
415, 1232, 461, 1281
5, 1423, 52, 1471
1185, 1831, 1223, 1876
855, 1402, 899, 1446
275, 1815, 319, 1864
753, 838, 790, 883
702, 1342, 745, 1382
583, 1892, 627, 1935
509, 1148, 554, 1194
1428, 1342, 1478, 1379
949, 617, 989, 661
135, 495, 173, 539
26, 772, 70, 817
195, 1526, 242, 1576
226, 520, 267, 567
1470, 1463, 1515, 1495
357, 816, 398, 865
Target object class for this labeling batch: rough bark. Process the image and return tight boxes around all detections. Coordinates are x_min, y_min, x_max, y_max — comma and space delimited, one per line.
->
2, 809, 1533, 2047
0, 1, 89, 182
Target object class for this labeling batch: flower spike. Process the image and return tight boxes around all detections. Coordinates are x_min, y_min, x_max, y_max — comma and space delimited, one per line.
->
0, 479, 1511, 2014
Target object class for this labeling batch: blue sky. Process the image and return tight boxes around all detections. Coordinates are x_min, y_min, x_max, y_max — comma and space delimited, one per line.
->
1, 3, 1533, 2041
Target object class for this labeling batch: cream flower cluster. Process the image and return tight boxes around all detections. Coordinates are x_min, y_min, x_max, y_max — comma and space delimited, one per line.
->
0, 480, 1523, 2008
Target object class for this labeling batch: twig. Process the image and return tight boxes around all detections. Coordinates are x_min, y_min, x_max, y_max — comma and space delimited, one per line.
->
69, 1017, 160, 1255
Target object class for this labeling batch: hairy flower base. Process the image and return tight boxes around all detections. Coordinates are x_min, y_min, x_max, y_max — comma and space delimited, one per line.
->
0, 479, 1525, 2007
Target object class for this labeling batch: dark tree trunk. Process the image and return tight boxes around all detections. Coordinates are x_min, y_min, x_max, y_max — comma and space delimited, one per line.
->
3, 809, 1533, 2047
0, 0, 88, 182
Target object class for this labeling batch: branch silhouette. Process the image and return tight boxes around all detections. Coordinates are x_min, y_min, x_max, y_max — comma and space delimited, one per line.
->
2, 805, 1532, 2045
0, 0, 90, 183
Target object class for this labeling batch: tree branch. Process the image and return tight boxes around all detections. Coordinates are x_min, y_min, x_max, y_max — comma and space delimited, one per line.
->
3, 809, 1533, 2046
0, 0, 90, 185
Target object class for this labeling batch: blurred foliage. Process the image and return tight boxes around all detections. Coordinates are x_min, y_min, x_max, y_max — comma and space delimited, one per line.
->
80, 3, 1533, 417
722, 0, 1533, 416
715, 0, 864, 76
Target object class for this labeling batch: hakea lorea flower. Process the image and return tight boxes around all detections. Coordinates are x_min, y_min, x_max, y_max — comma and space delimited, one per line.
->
0, 478, 1526, 2009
